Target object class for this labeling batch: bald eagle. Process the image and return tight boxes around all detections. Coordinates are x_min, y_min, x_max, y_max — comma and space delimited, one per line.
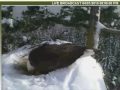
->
27, 41, 86, 74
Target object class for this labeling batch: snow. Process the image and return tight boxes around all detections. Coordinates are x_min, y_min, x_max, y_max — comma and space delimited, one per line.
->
2, 40, 106, 90
87, 9, 90, 14
8, 18, 14, 28
96, 7, 101, 21
96, 21, 106, 30
94, 21, 106, 49
22, 36, 28, 42
2, 18, 14, 28
111, 22, 115, 27
64, 16, 71, 21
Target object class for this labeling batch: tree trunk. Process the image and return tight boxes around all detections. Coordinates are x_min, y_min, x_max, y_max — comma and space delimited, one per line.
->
86, 6, 100, 49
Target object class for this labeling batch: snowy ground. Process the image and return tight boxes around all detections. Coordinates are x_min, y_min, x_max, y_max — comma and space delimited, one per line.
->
2, 40, 107, 90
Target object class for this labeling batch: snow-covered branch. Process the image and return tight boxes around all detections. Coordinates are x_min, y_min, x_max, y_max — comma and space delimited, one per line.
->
102, 27, 120, 34
96, 21, 120, 34
94, 21, 120, 49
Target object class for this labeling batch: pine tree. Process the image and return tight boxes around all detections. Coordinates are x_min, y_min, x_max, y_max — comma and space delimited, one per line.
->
2, 6, 14, 53
21, 6, 58, 32
101, 6, 120, 29
59, 6, 90, 27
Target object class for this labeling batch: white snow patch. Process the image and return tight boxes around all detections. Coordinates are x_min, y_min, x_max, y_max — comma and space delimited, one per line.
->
22, 36, 28, 42
2, 41, 106, 90
8, 18, 14, 28
94, 21, 106, 49
96, 21, 106, 30
111, 22, 115, 27
81, 7, 88, 11
2, 18, 14, 28
64, 16, 71, 21
2, 18, 8, 24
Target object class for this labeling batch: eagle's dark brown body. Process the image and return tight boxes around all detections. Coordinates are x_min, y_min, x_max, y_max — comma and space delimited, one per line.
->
29, 43, 86, 74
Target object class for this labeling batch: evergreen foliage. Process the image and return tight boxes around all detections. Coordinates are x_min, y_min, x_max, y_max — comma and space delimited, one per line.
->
59, 6, 90, 27
101, 6, 120, 29
1, 6, 120, 90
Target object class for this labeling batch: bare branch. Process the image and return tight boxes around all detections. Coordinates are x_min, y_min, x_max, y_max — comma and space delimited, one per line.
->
97, 21, 120, 34
102, 27, 120, 34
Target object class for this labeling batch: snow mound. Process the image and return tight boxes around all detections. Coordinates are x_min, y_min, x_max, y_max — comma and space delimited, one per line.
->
2, 41, 106, 90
